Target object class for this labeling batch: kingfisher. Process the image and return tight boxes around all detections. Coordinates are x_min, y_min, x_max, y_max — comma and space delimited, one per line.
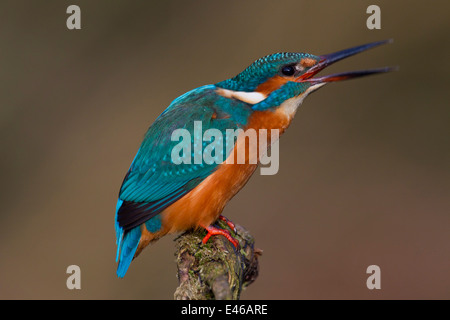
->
115, 40, 393, 277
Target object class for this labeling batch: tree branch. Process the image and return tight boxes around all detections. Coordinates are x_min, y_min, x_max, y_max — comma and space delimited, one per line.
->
174, 220, 261, 300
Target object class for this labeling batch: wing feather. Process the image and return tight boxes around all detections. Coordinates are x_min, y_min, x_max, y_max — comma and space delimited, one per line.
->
116, 85, 248, 234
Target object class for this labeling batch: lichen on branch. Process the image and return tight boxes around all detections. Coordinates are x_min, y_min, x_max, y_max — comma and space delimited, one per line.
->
174, 221, 261, 300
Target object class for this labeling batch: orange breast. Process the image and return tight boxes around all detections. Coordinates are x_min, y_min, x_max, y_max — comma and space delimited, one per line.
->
153, 106, 294, 236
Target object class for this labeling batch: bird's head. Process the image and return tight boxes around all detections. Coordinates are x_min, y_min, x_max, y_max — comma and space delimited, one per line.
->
216, 40, 394, 110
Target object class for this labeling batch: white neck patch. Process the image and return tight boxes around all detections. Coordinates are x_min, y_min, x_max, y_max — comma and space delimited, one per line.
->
216, 82, 326, 112
216, 88, 267, 105
277, 82, 327, 120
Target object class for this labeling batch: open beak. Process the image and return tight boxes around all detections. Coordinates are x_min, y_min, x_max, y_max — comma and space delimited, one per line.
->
297, 39, 395, 85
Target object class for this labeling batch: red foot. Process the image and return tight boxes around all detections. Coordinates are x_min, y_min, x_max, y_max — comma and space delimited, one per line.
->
201, 225, 239, 248
218, 215, 237, 233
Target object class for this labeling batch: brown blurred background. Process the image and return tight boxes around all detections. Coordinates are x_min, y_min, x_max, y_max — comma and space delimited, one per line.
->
0, 0, 448, 299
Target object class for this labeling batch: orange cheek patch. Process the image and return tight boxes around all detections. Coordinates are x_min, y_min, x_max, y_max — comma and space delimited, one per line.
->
300, 58, 317, 68
255, 75, 289, 96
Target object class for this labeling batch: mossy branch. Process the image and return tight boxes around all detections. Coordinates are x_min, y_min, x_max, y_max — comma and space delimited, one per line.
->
174, 221, 261, 300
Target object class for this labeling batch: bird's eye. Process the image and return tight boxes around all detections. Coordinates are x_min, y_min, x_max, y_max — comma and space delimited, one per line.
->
281, 65, 296, 76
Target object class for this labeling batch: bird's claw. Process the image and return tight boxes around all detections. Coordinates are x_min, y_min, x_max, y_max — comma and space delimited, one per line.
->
218, 215, 237, 234
201, 224, 240, 249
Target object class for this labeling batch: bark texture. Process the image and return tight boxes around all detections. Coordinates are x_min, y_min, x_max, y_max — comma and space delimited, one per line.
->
174, 220, 261, 300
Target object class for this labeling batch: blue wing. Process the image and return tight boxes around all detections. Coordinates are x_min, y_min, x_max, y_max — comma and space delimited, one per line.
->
115, 85, 252, 276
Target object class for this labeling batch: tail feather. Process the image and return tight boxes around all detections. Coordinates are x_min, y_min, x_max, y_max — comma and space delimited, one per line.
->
115, 199, 124, 262
116, 226, 141, 278
115, 199, 141, 278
